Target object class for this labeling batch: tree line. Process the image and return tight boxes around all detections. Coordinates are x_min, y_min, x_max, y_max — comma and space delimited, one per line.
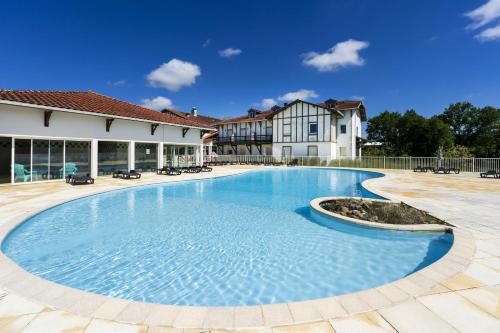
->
364, 102, 500, 158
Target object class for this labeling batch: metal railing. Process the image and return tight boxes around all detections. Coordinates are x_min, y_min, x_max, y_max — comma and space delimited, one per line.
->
203, 155, 500, 173
214, 135, 273, 145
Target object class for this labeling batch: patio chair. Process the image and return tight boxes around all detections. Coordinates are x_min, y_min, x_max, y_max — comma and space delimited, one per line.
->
69, 173, 94, 185
59, 163, 77, 178
167, 167, 182, 175
14, 163, 30, 182
413, 166, 427, 172
201, 164, 212, 172
480, 170, 499, 178
433, 167, 451, 174
121, 170, 141, 179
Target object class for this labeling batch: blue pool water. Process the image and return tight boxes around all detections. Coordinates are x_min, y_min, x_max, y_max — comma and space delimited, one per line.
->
2, 168, 452, 306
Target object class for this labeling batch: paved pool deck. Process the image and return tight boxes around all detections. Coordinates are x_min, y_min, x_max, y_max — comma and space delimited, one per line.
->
0, 166, 499, 333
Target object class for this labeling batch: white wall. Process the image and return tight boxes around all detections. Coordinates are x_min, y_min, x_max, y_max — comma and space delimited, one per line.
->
0, 104, 203, 145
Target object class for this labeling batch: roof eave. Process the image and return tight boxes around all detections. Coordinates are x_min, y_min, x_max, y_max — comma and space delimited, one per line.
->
0, 99, 216, 131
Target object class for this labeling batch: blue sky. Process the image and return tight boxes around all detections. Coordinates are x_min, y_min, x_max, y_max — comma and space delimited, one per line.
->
1, 0, 499, 120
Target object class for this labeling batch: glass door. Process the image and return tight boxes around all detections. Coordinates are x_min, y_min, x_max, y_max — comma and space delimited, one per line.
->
14, 139, 31, 183
0, 137, 12, 184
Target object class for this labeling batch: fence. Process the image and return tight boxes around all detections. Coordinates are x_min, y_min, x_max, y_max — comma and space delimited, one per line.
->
204, 155, 500, 173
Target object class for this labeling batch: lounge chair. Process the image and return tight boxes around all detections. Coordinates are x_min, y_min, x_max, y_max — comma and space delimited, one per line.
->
201, 164, 212, 172
188, 166, 202, 173
112, 170, 125, 178
122, 170, 141, 179
480, 170, 499, 178
448, 167, 460, 174
68, 173, 94, 185
433, 167, 451, 174
413, 166, 427, 172
287, 158, 299, 167
167, 167, 181, 175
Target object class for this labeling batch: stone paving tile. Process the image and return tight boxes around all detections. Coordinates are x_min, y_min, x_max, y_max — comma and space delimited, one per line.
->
211, 328, 273, 333
475, 256, 500, 272
0, 294, 45, 319
378, 300, 458, 333
329, 311, 396, 333
0, 313, 36, 333
143, 304, 180, 327
308, 297, 347, 320
91, 297, 130, 320
287, 301, 323, 323
233, 306, 264, 328
457, 286, 500, 319
115, 302, 156, 325
441, 273, 485, 291
146, 327, 183, 333
272, 321, 335, 333
261, 304, 293, 327
337, 294, 372, 315
84, 318, 147, 333
172, 306, 208, 328
461, 263, 500, 286
202, 307, 234, 329
418, 292, 500, 333
419, 283, 452, 296
20, 310, 91, 333
375, 284, 411, 304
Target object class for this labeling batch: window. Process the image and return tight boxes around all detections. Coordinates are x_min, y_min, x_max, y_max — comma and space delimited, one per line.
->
309, 122, 318, 135
0, 137, 12, 184
98, 141, 129, 175
282, 146, 292, 158
135, 143, 157, 172
307, 146, 318, 157
340, 125, 347, 134
65, 141, 91, 175
14, 139, 31, 183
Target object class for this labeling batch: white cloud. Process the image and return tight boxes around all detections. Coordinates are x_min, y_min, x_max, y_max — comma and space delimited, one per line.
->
203, 39, 211, 48
465, 0, 500, 30
303, 39, 369, 72
350, 95, 365, 101
278, 89, 318, 102
260, 98, 277, 108
476, 24, 500, 40
218, 48, 242, 58
147, 59, 201, 91
141, 96, 173, 111
107, 79, 126, 86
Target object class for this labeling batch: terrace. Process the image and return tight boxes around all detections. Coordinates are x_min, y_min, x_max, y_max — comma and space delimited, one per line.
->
0, 166, 498, 332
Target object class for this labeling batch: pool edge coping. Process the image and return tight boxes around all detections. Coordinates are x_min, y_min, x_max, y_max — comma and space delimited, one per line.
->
0, 167, 476, 330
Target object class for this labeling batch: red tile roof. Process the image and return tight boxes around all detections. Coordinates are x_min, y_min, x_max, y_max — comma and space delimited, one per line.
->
0, 90, 214, 129
215, 109, 274, 125
161, 108, 220, 127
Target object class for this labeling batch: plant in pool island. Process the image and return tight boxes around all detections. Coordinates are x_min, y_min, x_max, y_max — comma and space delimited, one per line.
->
320, 199, 452, 226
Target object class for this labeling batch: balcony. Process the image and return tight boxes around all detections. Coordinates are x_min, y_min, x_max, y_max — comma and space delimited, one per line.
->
215, 134, 272, 145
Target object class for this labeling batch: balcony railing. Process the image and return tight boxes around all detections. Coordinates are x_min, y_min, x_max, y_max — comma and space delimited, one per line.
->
215, 135, 272, 145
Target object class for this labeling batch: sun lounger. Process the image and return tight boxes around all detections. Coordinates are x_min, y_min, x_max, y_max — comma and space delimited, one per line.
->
287, 159, 299, 167
433, 167, 451, 174
201, 164, 212, 172
480, 170, 499, 178
68, 173, 94, 185
122, 170, 141, 179
413, 166, 427, 172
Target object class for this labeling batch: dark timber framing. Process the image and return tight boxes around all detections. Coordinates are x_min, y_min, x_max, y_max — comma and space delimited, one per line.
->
44, 110, 53, 127
271, 101, 341, 144
182, 127, 189, 137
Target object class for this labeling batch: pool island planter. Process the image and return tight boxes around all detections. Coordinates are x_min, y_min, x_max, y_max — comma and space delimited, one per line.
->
0, 171, 476, 330
310, 196, 452, 232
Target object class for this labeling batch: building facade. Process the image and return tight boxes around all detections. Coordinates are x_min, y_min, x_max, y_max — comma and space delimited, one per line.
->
211, 98, 366, 159
0, 90, 214, 185
214, 108, 274, 156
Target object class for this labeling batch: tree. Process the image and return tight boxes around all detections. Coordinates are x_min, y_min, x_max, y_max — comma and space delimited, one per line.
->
366, 111, 401, 155
470, 106, 500, 157
439, 102, 477, 147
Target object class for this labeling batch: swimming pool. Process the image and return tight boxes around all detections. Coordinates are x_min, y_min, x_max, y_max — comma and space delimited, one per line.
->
2, 168, 452, 306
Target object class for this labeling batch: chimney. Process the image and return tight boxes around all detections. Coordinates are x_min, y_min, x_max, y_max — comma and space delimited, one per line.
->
284, 102, 288, 107
191, 107, 198, 117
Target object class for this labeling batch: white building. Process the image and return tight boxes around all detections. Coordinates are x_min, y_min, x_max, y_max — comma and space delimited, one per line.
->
0, 90, 214, 185
212, 98, 366, 159
214, 108, 274, 155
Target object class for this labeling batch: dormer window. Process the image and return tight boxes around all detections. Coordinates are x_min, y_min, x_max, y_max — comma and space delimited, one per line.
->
249, 110, 255, 118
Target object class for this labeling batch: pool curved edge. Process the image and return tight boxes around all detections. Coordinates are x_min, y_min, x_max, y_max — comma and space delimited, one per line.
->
0, 167, 476, 329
